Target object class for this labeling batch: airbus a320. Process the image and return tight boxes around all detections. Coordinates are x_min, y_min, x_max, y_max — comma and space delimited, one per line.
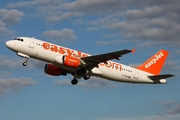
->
6, 37, 174, 85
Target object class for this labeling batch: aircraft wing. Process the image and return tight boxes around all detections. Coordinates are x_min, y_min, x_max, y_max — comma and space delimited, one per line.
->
81, 49, 135, 67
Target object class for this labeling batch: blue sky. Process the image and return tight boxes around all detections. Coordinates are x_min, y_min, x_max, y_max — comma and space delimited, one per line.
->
0, 0, 180, 120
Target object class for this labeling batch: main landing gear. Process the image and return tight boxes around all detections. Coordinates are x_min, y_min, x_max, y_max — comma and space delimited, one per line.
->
71, 73, 91, 85
71, 78, 78, 85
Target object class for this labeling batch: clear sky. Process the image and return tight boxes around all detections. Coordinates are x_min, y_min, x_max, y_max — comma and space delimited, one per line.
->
0, 0, 180, 120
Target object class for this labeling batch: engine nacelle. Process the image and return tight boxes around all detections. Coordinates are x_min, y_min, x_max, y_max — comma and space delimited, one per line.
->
64, 55, 81, 68
54, 55, 81, 68
44, 64, 67, 76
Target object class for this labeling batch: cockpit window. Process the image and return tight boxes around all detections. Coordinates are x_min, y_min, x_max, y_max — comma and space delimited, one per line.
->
14, 38, 24, 42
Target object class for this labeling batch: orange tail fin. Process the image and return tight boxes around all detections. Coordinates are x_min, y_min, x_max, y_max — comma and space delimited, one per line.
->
136, 50, 169, 75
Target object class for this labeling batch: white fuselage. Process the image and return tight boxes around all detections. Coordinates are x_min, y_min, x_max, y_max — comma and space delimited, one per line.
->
6, 37, 167, 84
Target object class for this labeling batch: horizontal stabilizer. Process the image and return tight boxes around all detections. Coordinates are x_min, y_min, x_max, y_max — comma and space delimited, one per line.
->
148, 74, 174, 80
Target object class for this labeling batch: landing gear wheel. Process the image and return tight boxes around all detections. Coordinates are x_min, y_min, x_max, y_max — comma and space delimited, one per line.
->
83, 74, 90, 80
22, 57, 29, 66
71, 78, 78, 85
23, 62, 27, 66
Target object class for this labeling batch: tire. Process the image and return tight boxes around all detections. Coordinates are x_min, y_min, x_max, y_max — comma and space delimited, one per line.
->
71, 79, 78, 85
23, 62, 27, 66
83, 74, 90, 80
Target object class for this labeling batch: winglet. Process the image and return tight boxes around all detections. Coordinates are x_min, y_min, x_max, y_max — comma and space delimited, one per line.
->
131, 49, 136, 53
136, 50, 169, 75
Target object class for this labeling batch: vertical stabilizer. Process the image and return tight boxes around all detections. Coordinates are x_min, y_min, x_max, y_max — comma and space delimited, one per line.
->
136, 50, 168, 75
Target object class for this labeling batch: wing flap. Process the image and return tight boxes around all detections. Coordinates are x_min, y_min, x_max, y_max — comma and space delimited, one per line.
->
148, 74, 174, 80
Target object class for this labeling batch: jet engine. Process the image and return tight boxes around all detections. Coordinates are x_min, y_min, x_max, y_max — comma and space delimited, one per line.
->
54, 55, 81, 68
44, 64, 67, 76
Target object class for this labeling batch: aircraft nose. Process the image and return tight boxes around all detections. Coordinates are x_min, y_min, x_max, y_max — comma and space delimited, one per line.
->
6, 40, 15, 50
6, 41, 12, 48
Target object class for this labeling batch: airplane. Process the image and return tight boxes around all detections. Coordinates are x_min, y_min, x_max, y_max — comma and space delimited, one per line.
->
5, 37, 174, 85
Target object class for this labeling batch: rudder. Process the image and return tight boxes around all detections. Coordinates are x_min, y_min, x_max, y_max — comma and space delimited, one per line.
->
136, 50, 169, 75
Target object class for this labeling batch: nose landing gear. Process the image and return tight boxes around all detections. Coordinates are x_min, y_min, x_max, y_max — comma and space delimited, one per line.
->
16, 52, 29, 66
23, 62, 27, 66
23, 57, 29, 66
